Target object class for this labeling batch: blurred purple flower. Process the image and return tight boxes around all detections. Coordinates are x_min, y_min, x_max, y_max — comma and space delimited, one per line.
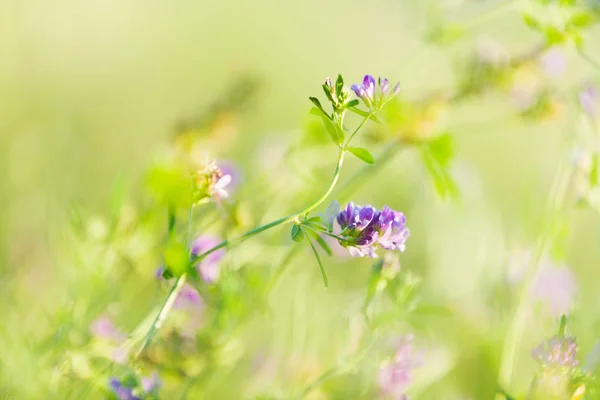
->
539, 47, 567, 78
109, 379, 140, 400
377, 335, 423, 399
174, 283, 203, 310
580, 85, 598, 117
336, 203, 409, 258
532, 265, 578, 318
90, 315, 126, 343
351, 75, 400, 110
532, 335, 579, 369
191, 235, 225, 282
141, 371, 161, 393
219, 161, 241, 193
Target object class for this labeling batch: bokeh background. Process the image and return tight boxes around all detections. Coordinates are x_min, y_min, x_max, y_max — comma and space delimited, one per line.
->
1, 0, 600, 399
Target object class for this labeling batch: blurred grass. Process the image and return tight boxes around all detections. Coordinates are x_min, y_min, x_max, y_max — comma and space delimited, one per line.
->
1, 0, 600, 398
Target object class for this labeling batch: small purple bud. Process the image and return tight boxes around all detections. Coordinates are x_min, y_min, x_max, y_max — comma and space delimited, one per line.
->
391, 82, 401, 97
363, 75, 376, 99
379, 77, 390, 95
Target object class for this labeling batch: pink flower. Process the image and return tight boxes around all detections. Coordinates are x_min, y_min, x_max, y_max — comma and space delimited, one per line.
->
377, 335, 423, 399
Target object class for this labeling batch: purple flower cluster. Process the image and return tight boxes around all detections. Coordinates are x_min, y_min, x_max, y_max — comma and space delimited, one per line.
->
531, 336, 579, 369
377, 335, 423, 399
109, 372, 160, 400
351, 75, 400, 110
336, 203, 409, 258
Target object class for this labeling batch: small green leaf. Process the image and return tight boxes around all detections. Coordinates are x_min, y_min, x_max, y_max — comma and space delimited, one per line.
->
558, 315, 567, 337
164, 240, 190, 277
567, 10, 596, 29
322, 84, 335, 104
291, 224, 304, 242
347, 147, 375, 164
545, 25, 566, 45
429, 134, 454, 167
306, 234, 328, 287
347, 107, 381, 124
522, 13, 541, 30
305, 216, 322, 224
320, 115, 343, 145
346, 99, 359, 108
306, 229, 333, 256
335, 74, 344, 96
309, 97, 329, 118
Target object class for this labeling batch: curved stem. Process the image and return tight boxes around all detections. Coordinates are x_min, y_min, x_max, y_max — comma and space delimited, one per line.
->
191, 148, 346, 265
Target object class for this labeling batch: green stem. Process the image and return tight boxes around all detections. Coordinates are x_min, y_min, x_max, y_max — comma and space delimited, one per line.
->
191, 148, 346, 266
136, 273, 188, 356
345, 112, 375, 149
497, 114, 576, 389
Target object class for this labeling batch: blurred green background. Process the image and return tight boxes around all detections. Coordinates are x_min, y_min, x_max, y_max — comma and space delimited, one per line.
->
2, 0, 600, 398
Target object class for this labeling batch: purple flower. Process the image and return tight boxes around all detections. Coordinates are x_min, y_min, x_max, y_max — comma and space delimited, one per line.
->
90, 315, 126, 343
336, 203, 409, 258
532, 265, 578, 318
174, 283, 203, 309
377, 335, 423, 399
219, 161, 241, 193
191, 235, 225, 282
532, 336, 579, 369
539, 47, 567, 78
351, 75, 400, 110
141, 371, 161, 394
109, 379, 141, 400
580, 85, 598, 117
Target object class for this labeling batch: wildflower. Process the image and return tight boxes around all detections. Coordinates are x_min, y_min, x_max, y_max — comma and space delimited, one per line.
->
174, 283, 203, 309
141, 371, 161, 394
532, 265, 578, 318
377, 335, 423, 399
90, 315, 126, 343
351, 75, 401, 110
109, 378, 140, 400
532, 335, 579, 369
191, 235, 225, 282
191, 159, 232, 204
580, 85, 598, 117
530, 336, 579, 399
336, 203, 410, 258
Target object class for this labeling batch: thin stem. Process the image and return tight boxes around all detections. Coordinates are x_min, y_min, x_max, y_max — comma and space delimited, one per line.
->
191, 149, 346, 266
294, 337, 376, 399
345, 112, 375, 148
497, 108, 576, 389
136, 273, 188, 356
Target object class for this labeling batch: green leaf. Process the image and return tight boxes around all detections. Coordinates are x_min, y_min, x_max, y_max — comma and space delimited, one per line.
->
163, 240, 190, 277
429, 134, 454, 167
320, 115, 343, 145
421, 138, 459, 200
567, 10, 596, 29
347, 107, 381, 124
522, 13, 541, 30
545, 25, 566, 45
306, 229, 332, 256
291, 224, 304, 242
347, 147, 375, 164
309, 97, 329, 118
322, 84, 335, 104
346, 99, 359, 108
305, 233, 328, 287
558, 315, 567, 337
335, 74, 344, 96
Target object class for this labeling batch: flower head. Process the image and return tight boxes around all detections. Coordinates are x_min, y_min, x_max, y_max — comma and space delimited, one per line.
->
336, 203, 409, 258
532, 265, 578, 318
191, 235, 225, 282
351, 75, 400, 110
539, 47, 567, 78
141, 371, 161, 394
532, 335, 579, 369
377, 335, 423, 399
191, 159, 231, 204
174, 283, 203, 309
90, 315, 126, 343
109, 378, 141, 400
